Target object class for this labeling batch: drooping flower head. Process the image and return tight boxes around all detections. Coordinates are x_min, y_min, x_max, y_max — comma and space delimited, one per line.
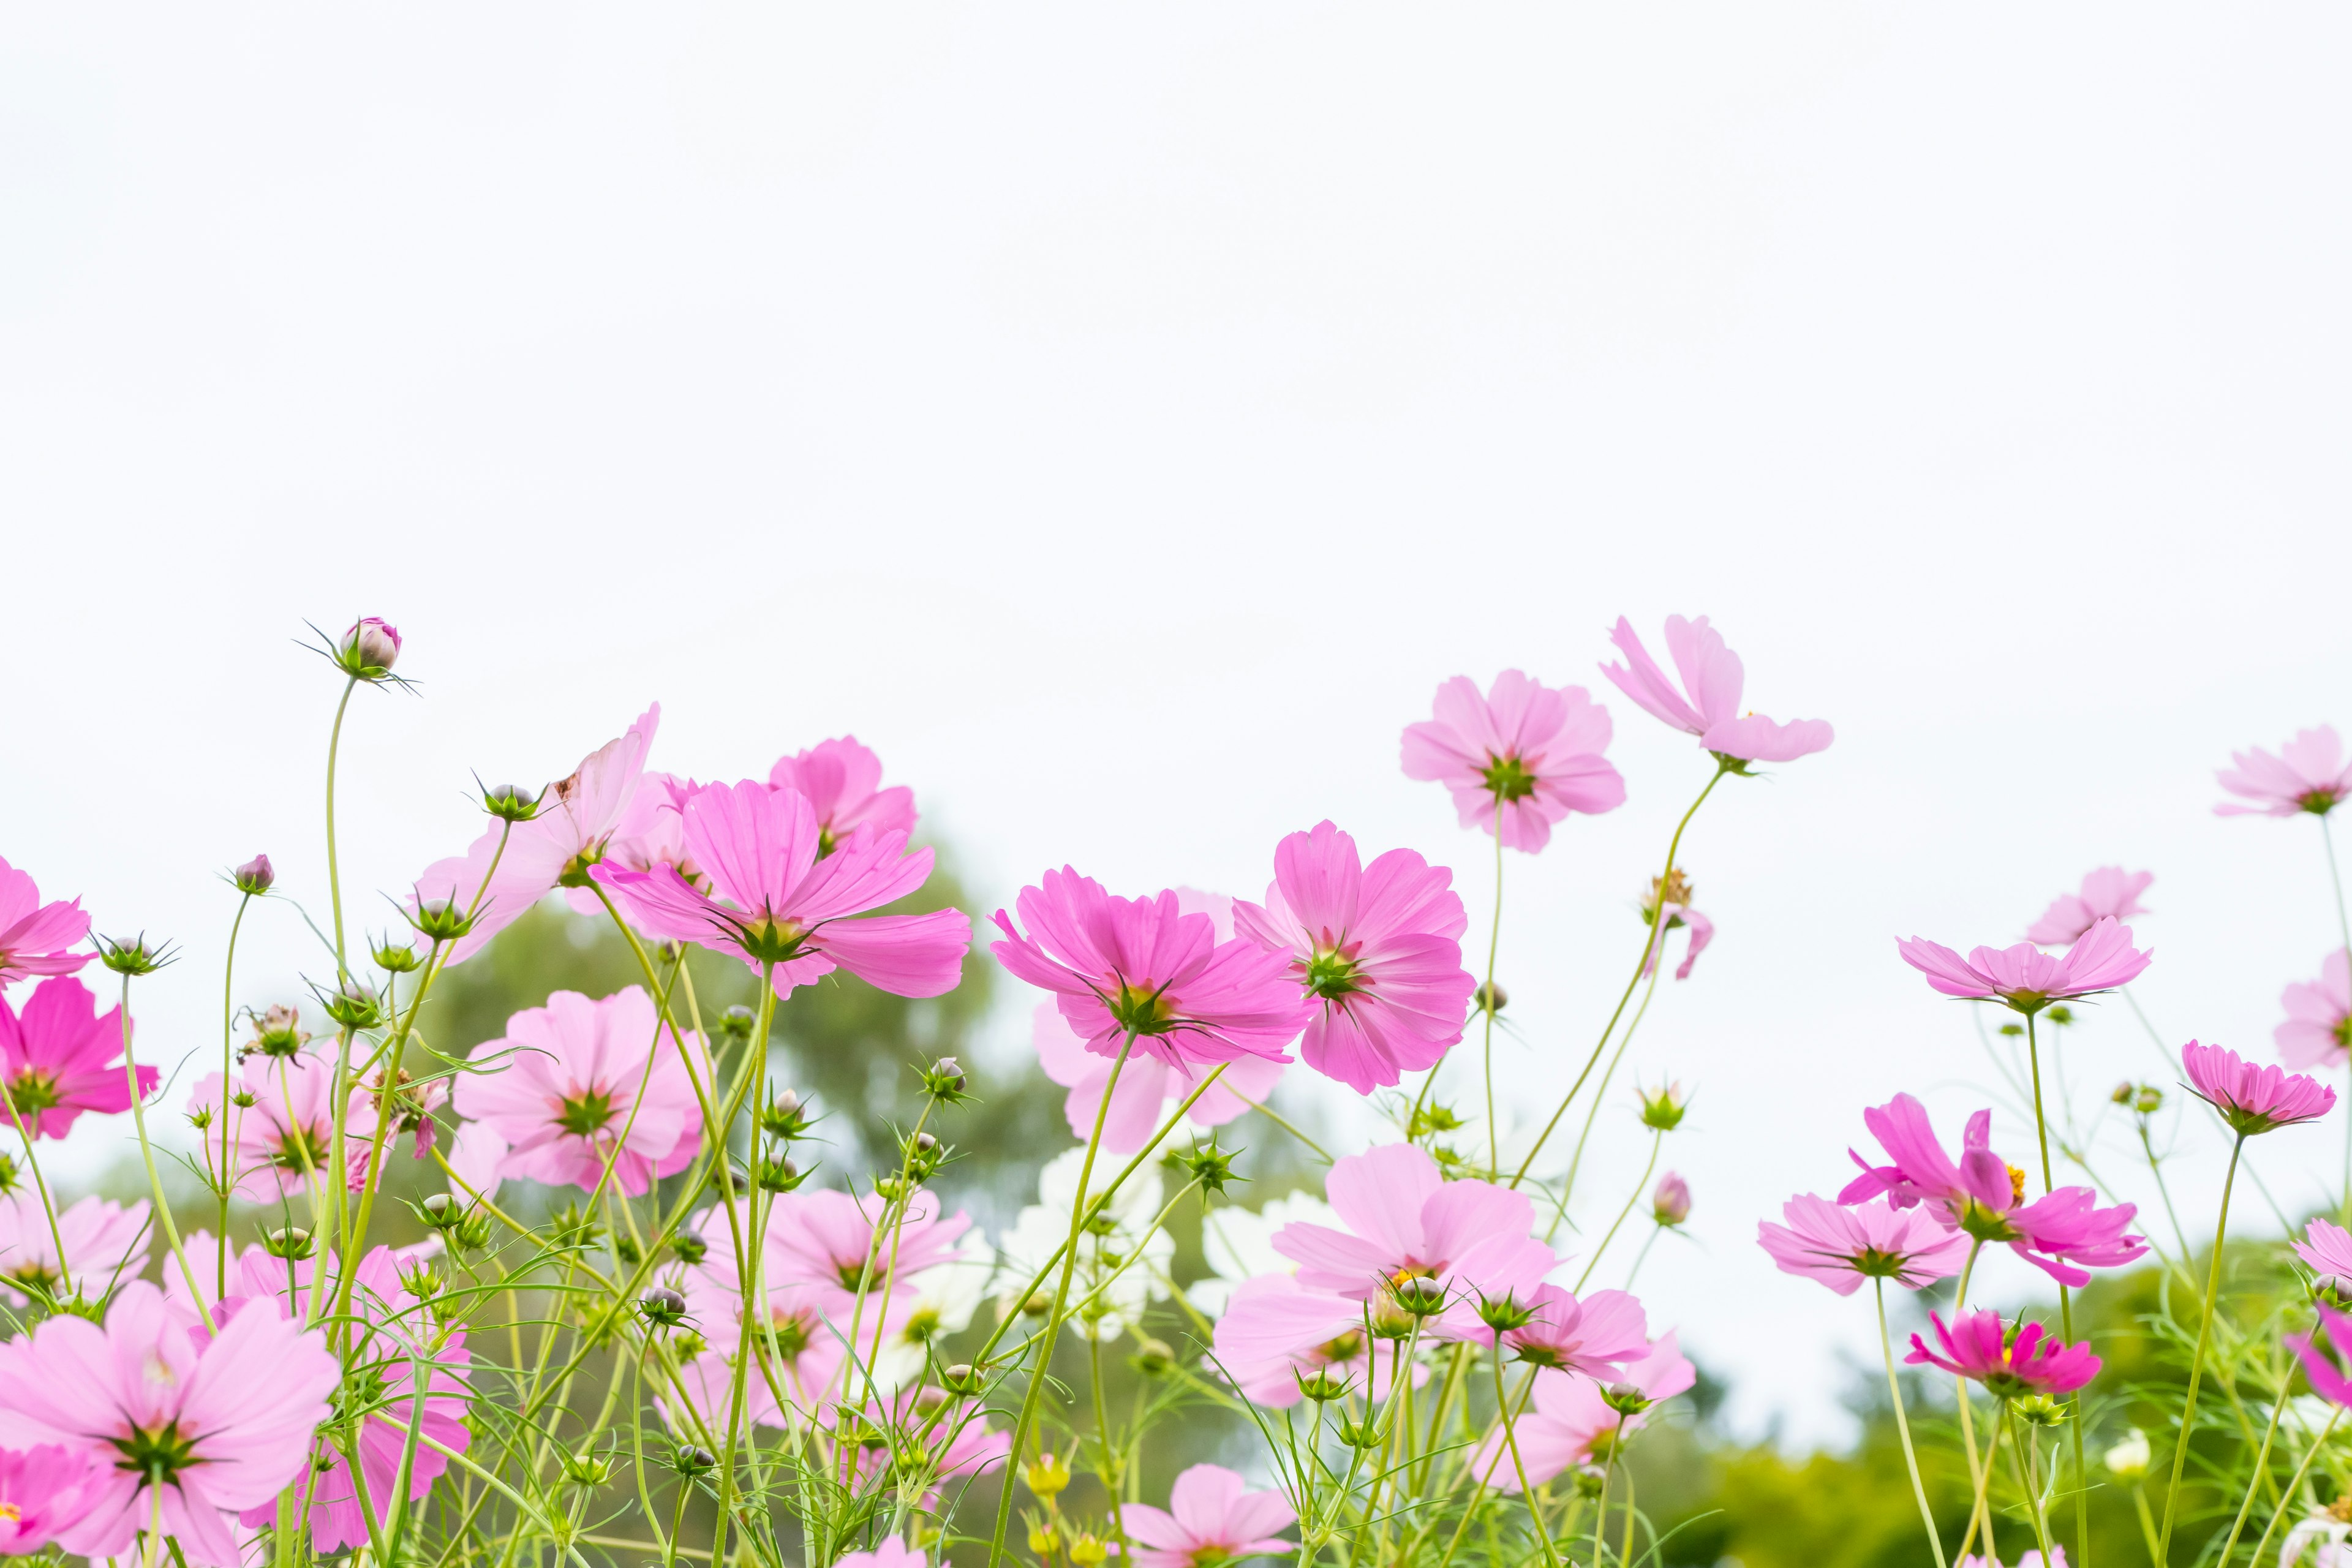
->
2278, 951, 2352, 1071
768, 736, 917, 856
0, 857, 90, 992
453, 986, 706, 1196
1234, 821, 1476, 1094
992, 869, 1313, 1071
0, 977, 153, 1139
1906, 1309, 2100, 1398
188, 1046, 379, 1199
1599, 615, 1833, 767
2217, 725, 2352, 818
2027, 867, 2154, 948
597, 780, 969, 1001
0, 1444, 108, 1556
1637, 868, 1714, 981
0, 1191, 151, 1305
1464, 1333, 1696, 1491
1758, 1194, 1972, 1295
1120, 1463, 1297, 1568
1897, 917, 2151, 1016
2181, 1039, 2336, 1137
1400, 671, 1626, 853
1033, 1000, 1283, 1155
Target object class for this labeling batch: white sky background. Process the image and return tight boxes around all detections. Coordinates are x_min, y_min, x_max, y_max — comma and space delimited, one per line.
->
4, 6, 2351, 1447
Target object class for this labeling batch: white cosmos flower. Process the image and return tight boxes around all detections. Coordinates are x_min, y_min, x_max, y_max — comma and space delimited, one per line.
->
1188, 1191, 1340, 1319
994, 1148, 1172, 1343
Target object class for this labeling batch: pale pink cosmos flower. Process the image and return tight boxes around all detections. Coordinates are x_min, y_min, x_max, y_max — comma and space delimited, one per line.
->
1400, 671, 1626, 853
447, 1117, 509, 1205
756, 1186, 976, 1316
0, 1191, 151, 1305
597, 780, 969, 1001
2217, 726, 2352, 818
597, 772, 703, 895
671, 1237, 853, 1424
0, 856, 90, 991
2290, 1301, 2352, 1408
453, 987, 706, 1196
1035, 1001, 1283, 1155
2278, 951, 2352, 1071
2182, 1039, 2337, 1137
1466, 1334, 1696, 1491
2293, 1218, 2352, 1285
833, 1539, 932, 1568
1208, 1275, 1422, 1407
1757, 1194, 1971, 1295
0, 976, 153, 1139
1959, 1553, 2065, 1568
1121, 1463, 1296, 1568
2026, 867, 2154, 948
1638, 904, 1714, 982
1838, 1095, 2145, 1287
0, 1444, 108, 1556
993, 869, 1313, 1072
826, 1385, 1009, 1510
410, 703, 661, 963
0, 1279, 337, 1566
655, 1348, 780, 1443
1907, 1309, 2099, 1397
1897, 916, 2152, 1014
769, 736, 918, 855
1653, 1172, 1692, 1226
1472, 1283, 1649, 1374
1599, 615, 1833, 765
1234, 821, 1475, 1094
188, 1046, 379, 1199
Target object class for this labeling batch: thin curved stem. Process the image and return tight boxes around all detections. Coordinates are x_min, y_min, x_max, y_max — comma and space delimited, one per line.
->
2155, 1133, 2245, 1564
115, 972, 212, 1331
216, 891, 252, 1298
1483, 797, 1504, 1178
2244, 1408, 2343, 1567
1573, 1131, 1660, 1292
323, 673, 360, 983
1877, 1276, 1947, 1568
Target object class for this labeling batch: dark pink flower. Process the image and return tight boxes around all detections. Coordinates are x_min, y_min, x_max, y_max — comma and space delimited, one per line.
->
1400, 671, 1626, 853
2217, 725, 2352, 818
0, 1443, 107, 1555
992, 869, 1311, 1071
1465, 1335, 1695, 1491
1906, 1309, 2100, 1398
0, 977, 154, 1139
2288, 1301, 2352, 1408
597, 780, 969, 1000
2026, 867, 2154, 947
1120, 1463, 1295, 1568
340, 616, 402, 673
1897, 916, 2151, 1014
2277, 951, 2352, 1071
1599, 615, 1833, 765
1234, 821, 1474, 1094
1758, 1194, 1971, 1296
0, 858, 89, 992
1034, 1002, 1282, 1155
2182, 1039, 2336, 1137
768, 736, 917, 855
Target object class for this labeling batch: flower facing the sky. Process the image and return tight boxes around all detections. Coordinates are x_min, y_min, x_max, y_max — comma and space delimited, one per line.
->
1465, 1335, 1697, 1491
1906, 1310, 2100, 1397
1598, 615, 1833, 766
2181, 1039, 2336, 1137
1896, 917, 2151, 1014
2278, 951, 2352, 1071
188, 1046, 379, 1199
0, 856, 89, 992
0, 976, 152, 1139
2216, 725, 2352, 818
453, 986, 706, 1196
1120, 1463, 1296, 1568
1757, 1194, 1972, 1295
768, 736, 917, 854
0, 1191, 150, 1305
1233, 821, 1476, 1093
1400, 671, 1626, 853
2027, 867, 2155, 948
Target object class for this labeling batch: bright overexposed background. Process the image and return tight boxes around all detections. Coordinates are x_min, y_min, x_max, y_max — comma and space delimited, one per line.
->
4, 6, 2350, 1446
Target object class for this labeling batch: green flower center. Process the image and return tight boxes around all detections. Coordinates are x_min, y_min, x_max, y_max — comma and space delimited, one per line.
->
2301, 789, 2343, 816
1302, 948, 1362, 1001
273, 1123, 329, 1175
2, 1071, 60, 1117
557, 1091, 617, 1138
1109, 981, 1177, 1036
765, 1311, 811, 1360
735, 916, 810, 965
1480, 753, 1539, 803
1314, 1329, 1364, 1362
111, 1420, 202, 1483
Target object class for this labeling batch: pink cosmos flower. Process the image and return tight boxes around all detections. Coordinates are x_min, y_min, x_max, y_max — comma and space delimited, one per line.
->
188, 1046, 379, 1199
1035, 1003, 1284, 1154
1234, 821, 1476, 1094
0, 976, 153, 1139
1466, 1334, 1697, 1491
1959, 1554, 2065, 1568
1653, 1172, 1692, 1226
2182, 1039, 2336, 1137
0, 1279, 337, 1566
597, 780, 968, 1000
992, 869, 1313, 1071
1208, 1275, 1420, 1407
1400, 671, 1626, 853
758, 1186, 976, 1314
452, 987, 706, 1196
1838, 1095, 2146, 1287
2278, 951, 2352, 1071
1907, 1309, 2100, 1397
2217, 726, 2352, 818
0, 1444, 108, 1555
1757, 1194, 1972, 1295
0, 857, 89, 991
2026, 868, 2154, 948
0, 1191, 151, 1305
670, 1249, 853, 1425
1272, 1144, 1556, 1325
1896, 916, 2152, 1014
2293, 1218, 2352, 1284
655, 1349, 780, 1443
1474, 1283, 1650, 1374
1599, 615, 1833, 765
1638, 903, 1714, 982
1121, 1463, 1296, 1568
825, 1386, 1009, 1510
834, 1540, 931, 1568
411, 704, 661, 963
2289, 1301, 2352, 1408
769, 736, 918, 855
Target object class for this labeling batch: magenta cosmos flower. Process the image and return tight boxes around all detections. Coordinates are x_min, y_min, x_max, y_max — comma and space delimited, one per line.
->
1234, 821, 1476, 1094
1599, 615, 1833, 766
1839, 1095, 2146, 1286
1466, 1334, 1696, 1491
1400, 671, 1626, 853
0, 1191, 150, 1305
1898, 916, 2151, 1015
992, 869, 1311, 1071
2217, 725, 2352, 818
597, 780, 969, 1000
2027, 867, 2154, 948
0, 1279, 337, 1566
453, 986, 707, 1196
768, 736, 918, 854
1273, 1144, 1556, 1324
1907, 1309, 2100, 1398
2289, 1301, 2352, 1408
0, 1443, 107, 1555
189, 1046, 379, 1199
2182, 1039, 2336, 1136
1209, 1275, 1420, 1407
1035, 1000, 1282, 1155
0, 976, 152, 1139
2278, 950, 2352, 1071
0, 856, 89, 992
1121, 1463, 1296, 1568
1758, 1194, 1971, 1295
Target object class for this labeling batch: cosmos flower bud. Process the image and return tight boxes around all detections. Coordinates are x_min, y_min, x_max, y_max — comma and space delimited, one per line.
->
371, 937, 423, 974
2111, 1080, 2136, 1106
1295, 1368, 1352, 1403
1027, 1525, 1060, 1557
232, 854, 275, 895
2014, 1393, 2069, 1428
943, 1363, 984, 1396
670, 1231, 708, 1267
1181, 1139, 1240, 1196
398, 1261, 441, 1300
1602, 1382, 1653, 1415
639, 1287, 690, 1329
757, 1090, 808, 1142
1573, 1468, 1608, 1500
2104, 1427, 2150, 1479
322, 978, 384, 1030
453, 1210, 494, 1251
1023, 1451, 1071, 1498
409, 897, 475, 944
2046, 1004, 2075, 1027
1129, 1337, 1176, 1378
1067, 1534, 1110, 1568
1336, 1418, 1385, 1450
337, 617, 402, 678
1021, 1290, 1053, 1317
1638, 1082, 1689, 1132
673, 1444, 715, 1476
1476, 1292, 1538, 1333
419, 1193, 458, 1229
924, 1056, 970, 1102
562, 1452, 611, 1490
483, 782, 541, 823
1474, 980, 1508, 1014
0, 1152, 18, 1196
265, 1226, 314, 1259
1652, 1171, 1692, 1227
1392, 1276, 1448, 1317
245, 1004, 309, 1059
2316, 1275, 2352, 1311
717, 1006, 758, 1046
2135, 1085, 2164, 1115
96, 933, 175, 976
752, 1156, 804, 1193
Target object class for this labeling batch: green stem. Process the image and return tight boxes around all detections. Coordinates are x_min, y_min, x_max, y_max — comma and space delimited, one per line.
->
2213, 1385, 2286, 1566
217, 891, 252, 1298
2025, 1008, 2091, 1568
2154, 1132, 2245, 1564
1493, 1349, 1560, 1568
2243, 1408, 2343, 1567
1878, 1276, 1947, 1568
1, 1084, 70, 1298
1483, 796, 1504, 1179
323, 673, 359, 983
116, 972, 213, 1331
1572, 1130, 1660, 1291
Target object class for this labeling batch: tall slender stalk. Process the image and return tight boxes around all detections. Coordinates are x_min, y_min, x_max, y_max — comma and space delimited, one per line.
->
2024, 1008, 2092, 1568
217, 888, 254, 1297
323, 673, 360, 984
1482, 798, 1504, 1178
1877, 1276, 1947, 1568
2155, 1132, 2247, 1564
